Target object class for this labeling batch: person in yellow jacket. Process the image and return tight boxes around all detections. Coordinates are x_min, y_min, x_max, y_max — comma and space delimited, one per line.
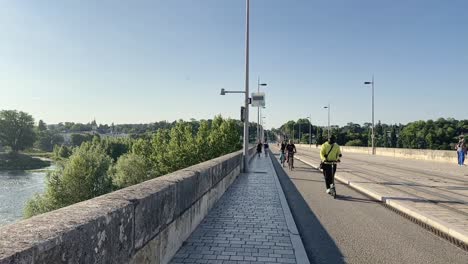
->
320, 135, 342, 195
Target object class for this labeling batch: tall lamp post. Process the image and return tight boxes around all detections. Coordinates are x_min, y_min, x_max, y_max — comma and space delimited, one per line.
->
257, 77, 267, 143
364, 75, 375, 155
298, 122, 301, 144
243, 0, 250, 171
219, 0, 250, 171
323, 104, 331, 140
261, 116, 266, 142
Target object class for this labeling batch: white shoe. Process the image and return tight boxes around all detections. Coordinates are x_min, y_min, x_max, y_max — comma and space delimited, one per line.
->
326, 189, 330, 194
330, 184, 335, 189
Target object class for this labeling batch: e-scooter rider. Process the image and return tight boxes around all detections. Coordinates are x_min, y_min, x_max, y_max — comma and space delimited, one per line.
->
320, 135, 342, 197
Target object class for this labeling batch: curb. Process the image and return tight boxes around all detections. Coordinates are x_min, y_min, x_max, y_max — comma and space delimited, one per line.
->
295, 155, 468, 250
266, 151, 310, 264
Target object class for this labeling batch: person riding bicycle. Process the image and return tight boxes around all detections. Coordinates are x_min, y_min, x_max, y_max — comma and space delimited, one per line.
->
285, 140, 297, 168
280, 140, 286, 153
279, 140, 287, 166
320, 135, 342, 195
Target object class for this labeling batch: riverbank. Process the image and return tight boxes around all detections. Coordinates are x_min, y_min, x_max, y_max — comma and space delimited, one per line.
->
0, 153, 51, 171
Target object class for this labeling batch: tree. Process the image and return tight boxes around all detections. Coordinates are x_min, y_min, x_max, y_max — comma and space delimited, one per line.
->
25, 142, 113, 217
111, 153, 151, 189
53, 145, 72, 160
0, 110, 36, 152
35, 131, 65, 152
38, 120, 47, 131
70, 133, 93, 147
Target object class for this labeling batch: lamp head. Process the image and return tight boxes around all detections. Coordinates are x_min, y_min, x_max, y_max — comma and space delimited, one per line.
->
220, 88, 226, 95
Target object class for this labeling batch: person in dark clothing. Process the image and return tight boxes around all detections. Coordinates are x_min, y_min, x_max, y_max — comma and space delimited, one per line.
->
256, 142, 262, 157
285, 140, 297, 168
263, 141, 269, 157
280, 141, 286, 153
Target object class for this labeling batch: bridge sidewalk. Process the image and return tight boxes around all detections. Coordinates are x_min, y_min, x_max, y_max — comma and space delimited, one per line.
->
170, 154, 309, 264
286, 146, 468, 249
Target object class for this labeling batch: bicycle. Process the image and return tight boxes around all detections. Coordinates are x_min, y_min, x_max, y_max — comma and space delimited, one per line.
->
287, 152, 295, 171
279, 151, 286, 167
327, 161, 339, 199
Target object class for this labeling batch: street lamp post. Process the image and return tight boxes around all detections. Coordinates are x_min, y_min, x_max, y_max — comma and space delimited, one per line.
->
298, 123, 301, 144
257, 77, 267, 143
221, 0, 250, 172
364, 75, 375, 155
324, 104, 330, 140
243, 0, 250, 171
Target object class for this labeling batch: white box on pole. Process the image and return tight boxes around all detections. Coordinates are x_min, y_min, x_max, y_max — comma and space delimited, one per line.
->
251, 92, 265, 107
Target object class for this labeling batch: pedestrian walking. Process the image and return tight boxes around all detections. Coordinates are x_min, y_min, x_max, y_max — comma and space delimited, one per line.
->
256, 141, 262, 158
263, 141, 269, 157
456, 135, 467, 166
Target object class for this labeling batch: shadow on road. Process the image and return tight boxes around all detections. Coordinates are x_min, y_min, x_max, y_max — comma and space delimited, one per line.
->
336, 195, 378, 204
270, 151, 346, 264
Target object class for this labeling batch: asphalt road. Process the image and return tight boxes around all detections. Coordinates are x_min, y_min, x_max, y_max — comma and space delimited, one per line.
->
269, 151, 468, 264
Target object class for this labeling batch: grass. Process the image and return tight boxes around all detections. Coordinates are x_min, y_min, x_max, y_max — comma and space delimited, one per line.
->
0, 153, 51, 171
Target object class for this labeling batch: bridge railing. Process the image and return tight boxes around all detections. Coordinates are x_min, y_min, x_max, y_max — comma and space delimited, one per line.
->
295, 144, 456, 163
0, 147, 256, 264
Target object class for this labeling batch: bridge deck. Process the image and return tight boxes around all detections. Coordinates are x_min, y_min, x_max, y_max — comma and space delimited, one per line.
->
293, 145, 468, 246
170, 154, 307, 264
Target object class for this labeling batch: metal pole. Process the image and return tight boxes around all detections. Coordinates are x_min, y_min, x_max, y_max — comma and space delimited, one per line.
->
292, 126, 294, 142
328, 104, 331, 140
309, 116, 311, 146
316, 125, 319, 147
299, 123, 301, 143
257, 77, 260, 143
372, 75, 375, 155
242, 0, 250, 172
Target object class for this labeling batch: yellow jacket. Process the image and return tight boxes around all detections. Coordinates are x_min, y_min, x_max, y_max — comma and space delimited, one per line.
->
320, 142, 341, 163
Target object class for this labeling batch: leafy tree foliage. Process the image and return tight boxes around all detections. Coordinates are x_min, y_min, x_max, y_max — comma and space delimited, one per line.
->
277, 118, 468, 150
25, 142, 113, 217
25, 116, 242, 218
70, 133, 94, 147
35, 131, 65, 152
0, 110, 36, 152
111, 153, 151, 189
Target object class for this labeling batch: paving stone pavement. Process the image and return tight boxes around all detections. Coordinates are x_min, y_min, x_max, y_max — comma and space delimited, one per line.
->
170, 155, 298, 264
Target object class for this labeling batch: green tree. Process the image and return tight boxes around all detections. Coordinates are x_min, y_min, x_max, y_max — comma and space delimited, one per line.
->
70, 133, 93, 147
35, 131, 65, 152
0, 110, 36, 152
53, 145, 73, 160
38, 120, 47, 131
111, 153, 151, 189
25, 142, 113, 218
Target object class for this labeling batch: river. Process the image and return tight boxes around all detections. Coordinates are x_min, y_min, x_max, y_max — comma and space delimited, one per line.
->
0, 167, 52, 226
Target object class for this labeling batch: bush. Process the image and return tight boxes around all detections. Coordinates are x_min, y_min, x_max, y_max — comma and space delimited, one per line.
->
112, 153, 151, 189
25, 142, 113, 218
345, 139, 364, 146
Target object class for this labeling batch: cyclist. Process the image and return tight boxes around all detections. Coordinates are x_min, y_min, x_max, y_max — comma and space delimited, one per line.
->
320, 135, 342, 196
280, 140, 286, 153
279, 140, 287, 166
285, 140, 297, 169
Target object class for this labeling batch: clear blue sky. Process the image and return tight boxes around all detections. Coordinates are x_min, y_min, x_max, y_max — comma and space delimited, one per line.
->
1, 0, 467, 129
